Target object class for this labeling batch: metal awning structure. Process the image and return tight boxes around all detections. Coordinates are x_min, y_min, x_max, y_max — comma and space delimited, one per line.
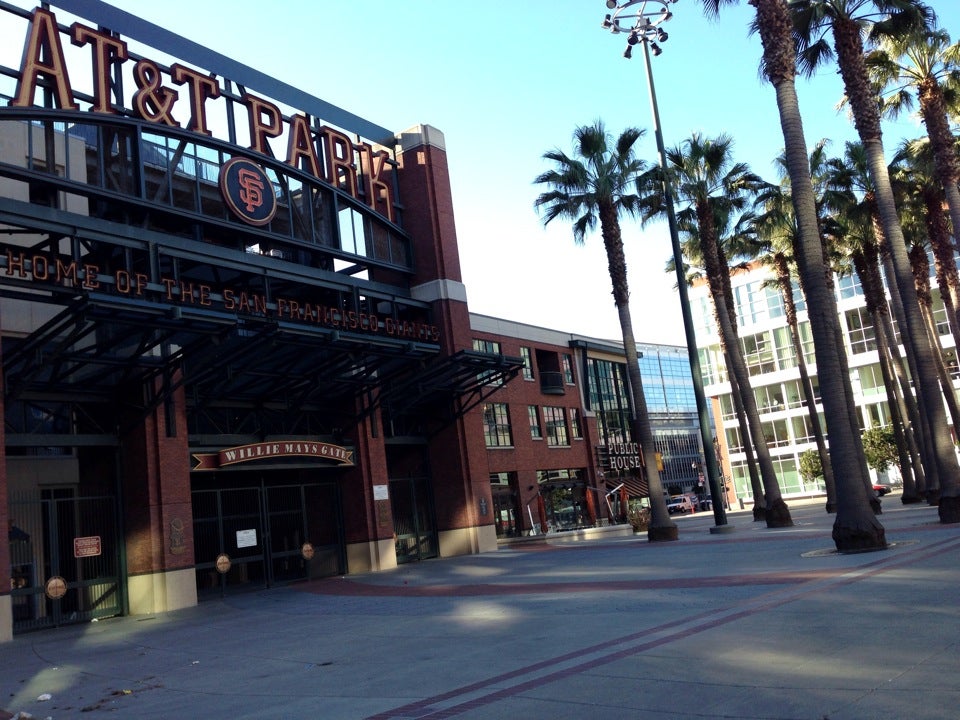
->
607, 474, 649, 499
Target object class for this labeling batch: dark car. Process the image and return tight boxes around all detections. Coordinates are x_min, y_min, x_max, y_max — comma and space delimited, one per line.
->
873, 483, 891, 496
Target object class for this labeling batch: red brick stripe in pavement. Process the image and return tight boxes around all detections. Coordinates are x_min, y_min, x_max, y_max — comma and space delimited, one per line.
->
353, 534, 960, 720
297, 568, 844, 597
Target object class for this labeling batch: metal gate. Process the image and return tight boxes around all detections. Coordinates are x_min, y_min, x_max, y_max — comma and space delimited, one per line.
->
390, 476, 438, 563
9, 489, 122, 633
192, 481, 343, 596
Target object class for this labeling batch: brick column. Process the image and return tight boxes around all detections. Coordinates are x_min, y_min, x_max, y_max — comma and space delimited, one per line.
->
340, 403, 395, 573
395, 125, 497, 556
119, 378, 197, 614
0, 338, 10, 642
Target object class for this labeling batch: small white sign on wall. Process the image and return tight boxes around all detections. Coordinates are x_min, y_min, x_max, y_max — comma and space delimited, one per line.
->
373, 484, 389, 501
236, 529, 258, 548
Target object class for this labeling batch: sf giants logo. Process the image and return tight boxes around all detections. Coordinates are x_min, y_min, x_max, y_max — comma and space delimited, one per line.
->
220, 157, 277, 226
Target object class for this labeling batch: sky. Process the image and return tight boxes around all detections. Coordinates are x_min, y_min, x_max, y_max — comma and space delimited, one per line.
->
25, 1, 960, 346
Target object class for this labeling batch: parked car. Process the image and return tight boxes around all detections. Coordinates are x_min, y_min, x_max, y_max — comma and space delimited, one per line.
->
873, 483, 891, 496
666, 495, 695, 514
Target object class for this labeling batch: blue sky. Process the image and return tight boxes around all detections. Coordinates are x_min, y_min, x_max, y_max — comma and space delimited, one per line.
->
43, 1, 960, 345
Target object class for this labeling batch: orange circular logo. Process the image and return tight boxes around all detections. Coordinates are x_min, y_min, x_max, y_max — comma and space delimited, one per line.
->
219, 157, 278, 226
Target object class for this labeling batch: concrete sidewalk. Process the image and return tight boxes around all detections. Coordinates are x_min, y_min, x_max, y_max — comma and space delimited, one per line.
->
1, 494, 958, 719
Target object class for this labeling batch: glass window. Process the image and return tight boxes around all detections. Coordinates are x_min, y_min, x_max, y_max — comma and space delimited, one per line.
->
837, 273, 863, 299
520, 347, 534, 380
773, 326, 797, 370
473, 339, 504, 386
844, 308, 876, 355
528, 405, 542, 439
791, 415, 814, 444
858, 364, 885, 396
761, 419, 790, 447
741, 331, 776, 376
482, 403, 512, 447
562, 353, 574, 384
587, 358, 633, 445
543, 406, 569, 447
569, 408, 582, 439
725, 426, 744, 453
754, 384, 785, 413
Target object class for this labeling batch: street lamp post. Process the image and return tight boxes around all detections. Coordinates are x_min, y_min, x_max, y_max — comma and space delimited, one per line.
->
600, 0, 733, 533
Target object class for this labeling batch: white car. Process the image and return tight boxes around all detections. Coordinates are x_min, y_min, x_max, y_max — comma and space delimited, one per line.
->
666, 496, 694, 514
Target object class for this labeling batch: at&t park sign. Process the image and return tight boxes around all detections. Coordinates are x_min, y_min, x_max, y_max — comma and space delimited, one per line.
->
6, 4, 397, 222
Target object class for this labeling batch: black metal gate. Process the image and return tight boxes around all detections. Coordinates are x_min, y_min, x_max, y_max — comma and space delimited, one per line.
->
9, 489, 122, 633
390, 476, 438, 563
192, 480, 343, 596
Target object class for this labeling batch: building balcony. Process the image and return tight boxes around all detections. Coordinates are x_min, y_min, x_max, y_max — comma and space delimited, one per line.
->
539, 371, 565, 395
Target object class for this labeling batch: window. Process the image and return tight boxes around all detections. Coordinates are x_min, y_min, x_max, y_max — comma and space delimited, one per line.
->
562, 353, 574, 384
587, 358, 633, 446
844, 308, 876, 355
741, 331, 776, 376
569, 408, 582, 439
520, 346, 534, 380
761, 419, 790, 448
528, 405, 542, 439
754, 384, 785, 413
473, 339, 504, 386
543, 406, 569, 447
725, 426, 744, 453
773, 326, 797, 370
482, 403, 512, 447
791, 415, 815, 444
858, 364, 884, 397
837, 272, 863, 299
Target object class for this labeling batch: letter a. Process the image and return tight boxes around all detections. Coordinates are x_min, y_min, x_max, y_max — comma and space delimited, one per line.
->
12, 8, 78, 110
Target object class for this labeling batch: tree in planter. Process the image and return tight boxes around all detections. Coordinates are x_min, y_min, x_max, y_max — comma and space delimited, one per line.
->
862, 425, 900, 476
799, 448, 826, 492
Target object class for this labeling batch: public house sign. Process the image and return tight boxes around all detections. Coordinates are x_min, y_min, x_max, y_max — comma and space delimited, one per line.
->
8, 6, 397, 222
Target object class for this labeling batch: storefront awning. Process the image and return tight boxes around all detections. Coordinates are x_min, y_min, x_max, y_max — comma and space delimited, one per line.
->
607, 473, 649, 498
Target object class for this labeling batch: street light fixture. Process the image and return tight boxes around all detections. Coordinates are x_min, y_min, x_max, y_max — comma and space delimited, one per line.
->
600, 0, 733, 533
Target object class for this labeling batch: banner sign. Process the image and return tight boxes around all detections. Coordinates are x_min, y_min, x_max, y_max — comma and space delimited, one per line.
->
192, 440, 354, 471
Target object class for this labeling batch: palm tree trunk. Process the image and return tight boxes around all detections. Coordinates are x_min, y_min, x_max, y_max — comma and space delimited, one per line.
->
774, 254, 836, 512
873, 318, 919, 499
832, 15, 960, 523
617, 302, 677, 541
852, 243, 923, 504
875, 293, 928, 502
911, 244, 960, 432
698, 206, 791, 527
727, 360, 766, 520
918, 78, 960, 261
751, 0, 882, 549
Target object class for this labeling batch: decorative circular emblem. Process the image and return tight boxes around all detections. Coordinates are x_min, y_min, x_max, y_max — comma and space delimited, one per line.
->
45, 575, 67, 600
215, 553, 232, 574
301, 542, 315, 560
219, 157, 277, 226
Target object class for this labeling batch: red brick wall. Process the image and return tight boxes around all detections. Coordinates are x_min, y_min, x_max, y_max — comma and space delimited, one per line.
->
120, 379, 194, 576
0, 338, 8, 596
472, 331, 605, 530
339, 404, 392, 545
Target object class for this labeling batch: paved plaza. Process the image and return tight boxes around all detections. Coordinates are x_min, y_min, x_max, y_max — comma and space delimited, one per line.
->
1, 494, 958, 719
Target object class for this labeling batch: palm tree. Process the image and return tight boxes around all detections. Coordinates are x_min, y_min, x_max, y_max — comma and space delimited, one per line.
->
892, 139, 960, 359
791, 0, 960, 524
651, 133, 792, 528
867, 27, 960, 245
533, 121, 678, 542
701, 0, 885, 550
751, 181, 838, 513
668, 211, 768, 520
821, 148, 924, 502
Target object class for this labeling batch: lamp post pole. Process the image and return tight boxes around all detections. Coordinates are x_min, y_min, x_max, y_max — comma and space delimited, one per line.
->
601, 0, 732, 532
